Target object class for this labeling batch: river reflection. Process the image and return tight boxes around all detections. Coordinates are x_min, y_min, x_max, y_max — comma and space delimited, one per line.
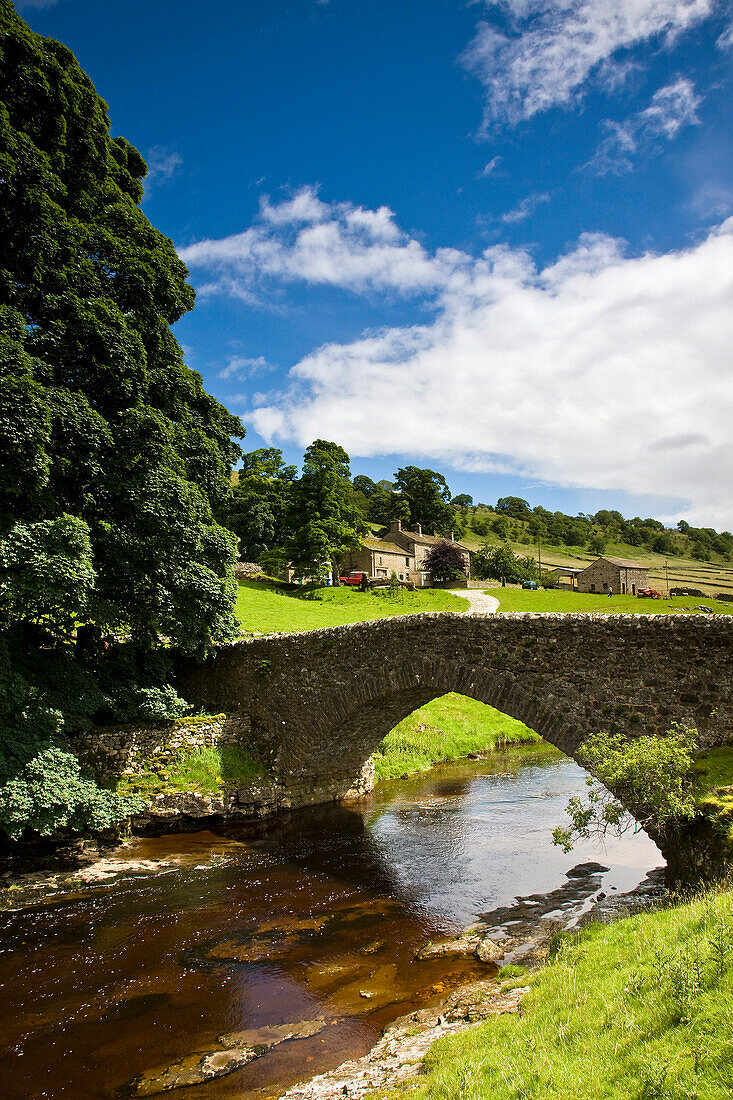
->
0, 745, 662, 1099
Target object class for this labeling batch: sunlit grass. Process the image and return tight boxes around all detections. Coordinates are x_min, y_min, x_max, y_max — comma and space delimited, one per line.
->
234, 580, 468, 634
372, 693, 540, 781
117, 745, 264, 798
488, 587, 733, 615
391, 885, 733, 1099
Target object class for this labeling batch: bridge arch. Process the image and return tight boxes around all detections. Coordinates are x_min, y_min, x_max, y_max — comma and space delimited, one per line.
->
178, 611, 733, 819
283, 655, 572, 793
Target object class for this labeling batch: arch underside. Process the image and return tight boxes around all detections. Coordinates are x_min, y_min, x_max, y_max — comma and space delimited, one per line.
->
280, 658, 581, 792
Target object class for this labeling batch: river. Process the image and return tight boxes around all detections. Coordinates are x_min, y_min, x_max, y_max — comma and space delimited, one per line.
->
0, 744, 662, 1099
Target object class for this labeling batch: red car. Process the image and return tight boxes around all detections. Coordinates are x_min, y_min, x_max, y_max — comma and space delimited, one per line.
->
637, 588, 662, 599
339, 571, 368, 586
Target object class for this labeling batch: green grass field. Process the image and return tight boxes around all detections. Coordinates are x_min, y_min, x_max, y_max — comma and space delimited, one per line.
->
234, 580, 468, 633
372, 693, 540, 781
487, 587, 733, 615
461, 527, 733, 599
397, 885, 733, 1100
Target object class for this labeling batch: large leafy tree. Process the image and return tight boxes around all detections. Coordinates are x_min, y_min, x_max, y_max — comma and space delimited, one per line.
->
0, 1, 243, 654
394, 466, 455, 534
219, 448, 296, 563
286, 440, 367, 583
472, 545, 536, 584
0, 3, 243, 837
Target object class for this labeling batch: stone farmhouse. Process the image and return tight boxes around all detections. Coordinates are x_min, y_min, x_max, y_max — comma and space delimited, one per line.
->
342, 520, 472, 586
577, 556, 649, 595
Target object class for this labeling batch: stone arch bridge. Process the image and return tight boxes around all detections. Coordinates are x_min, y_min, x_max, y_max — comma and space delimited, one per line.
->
179, 612, 733, 813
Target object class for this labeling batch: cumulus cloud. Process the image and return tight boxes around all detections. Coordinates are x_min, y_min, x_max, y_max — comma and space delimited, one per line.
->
181, 191, 733, 528
179, 187, 458, 301
587, 78, 701, 173
461, 0, 714, 128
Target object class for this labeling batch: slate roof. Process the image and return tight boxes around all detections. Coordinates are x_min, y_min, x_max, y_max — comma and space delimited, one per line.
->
392, 530, 471, 552
362, 537, 410, 554
601, 556, 647, 570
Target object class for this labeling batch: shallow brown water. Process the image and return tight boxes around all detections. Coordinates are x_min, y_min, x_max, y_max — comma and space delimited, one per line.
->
0, 746, 662, 1099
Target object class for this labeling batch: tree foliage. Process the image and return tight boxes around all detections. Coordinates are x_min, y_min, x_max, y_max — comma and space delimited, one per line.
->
218, 448, 296, 562
496, 496, 531, 519
367, 485, 411, 528
0, 4, 244, 837
394, 466, 455, 534
0, 2, 243, 655
422, 539, 468, 583
472, 544, 537, 583
552, 726, 697, 852
285, 440, 367, 582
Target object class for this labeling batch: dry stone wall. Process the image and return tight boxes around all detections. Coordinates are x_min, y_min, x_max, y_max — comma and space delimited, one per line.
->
72, 713, 251, 785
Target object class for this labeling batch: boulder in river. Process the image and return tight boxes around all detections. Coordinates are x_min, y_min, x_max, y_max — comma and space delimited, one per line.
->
475, 936, 505, 964
565, 862, 609, 878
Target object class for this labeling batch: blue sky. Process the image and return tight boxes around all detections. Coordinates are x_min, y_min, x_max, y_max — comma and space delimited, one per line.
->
17, 0, 733, 526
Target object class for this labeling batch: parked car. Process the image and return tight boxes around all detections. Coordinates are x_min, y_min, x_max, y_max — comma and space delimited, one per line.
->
637, 588, 662, 599
521, 580, 539, 590
338, 571, 368, 586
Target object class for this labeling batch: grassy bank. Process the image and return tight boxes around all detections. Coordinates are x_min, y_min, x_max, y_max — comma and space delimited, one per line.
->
116, 745, 265, 799
234, 581, 468, 634
487, 587, 733, 615
396, 885, 733, 1100
372, 693, 540, 781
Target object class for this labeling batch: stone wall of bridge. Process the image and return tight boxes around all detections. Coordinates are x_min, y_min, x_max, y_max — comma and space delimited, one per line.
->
176, 612, 733, 811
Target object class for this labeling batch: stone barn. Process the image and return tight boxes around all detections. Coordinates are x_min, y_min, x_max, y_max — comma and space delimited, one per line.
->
577, 556, 649, 595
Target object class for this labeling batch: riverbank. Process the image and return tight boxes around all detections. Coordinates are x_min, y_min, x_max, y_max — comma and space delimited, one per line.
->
280, 867, 669, 1100
384, 882, 733, 1100
0, 752, 663, 1098
372, 694, 539, 781
285, 875, 733, 1100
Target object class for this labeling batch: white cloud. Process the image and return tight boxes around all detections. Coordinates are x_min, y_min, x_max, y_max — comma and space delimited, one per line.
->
143, 147, 183, 197
218, 355, 273, 380
461, 1, 714, 128
587, 78, 701, 173
500, 191, 551, 222
690, 180, 733, 219
179, 187, 455, 301
183, 191, 733, 528
717, 19, 733, 47
480, 156, 503, 177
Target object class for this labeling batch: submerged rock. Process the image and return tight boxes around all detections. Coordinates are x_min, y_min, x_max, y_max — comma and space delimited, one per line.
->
120, 1016, 327, 1096
120, 1047, 258, 1096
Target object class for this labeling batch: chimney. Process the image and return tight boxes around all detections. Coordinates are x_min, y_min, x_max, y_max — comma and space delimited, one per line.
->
389, 519, 402, 534
413, 523, 422, 535
450, 531, 455, 542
